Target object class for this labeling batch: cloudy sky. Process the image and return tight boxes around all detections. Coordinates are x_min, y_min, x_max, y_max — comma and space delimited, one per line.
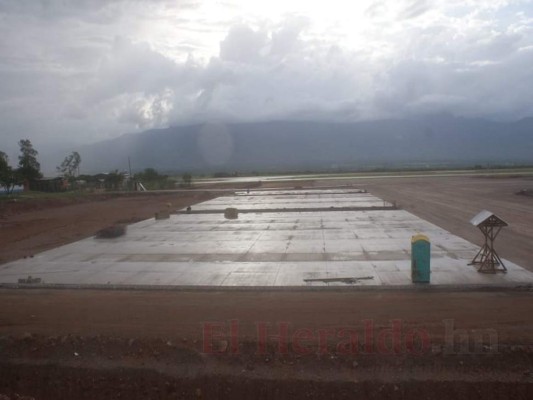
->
1, 0, 533, 161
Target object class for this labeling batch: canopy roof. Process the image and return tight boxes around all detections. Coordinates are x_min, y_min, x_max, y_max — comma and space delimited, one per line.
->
470, 210, 508, 227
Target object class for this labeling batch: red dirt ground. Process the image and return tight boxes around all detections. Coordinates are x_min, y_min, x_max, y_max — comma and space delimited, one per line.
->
0, 177, 532, 399
0, 289, 532, 399
361, 175, 533, 272
0, 192, 215, 265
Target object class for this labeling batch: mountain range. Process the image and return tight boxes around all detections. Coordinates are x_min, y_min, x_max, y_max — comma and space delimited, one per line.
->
75, 115, 533, 174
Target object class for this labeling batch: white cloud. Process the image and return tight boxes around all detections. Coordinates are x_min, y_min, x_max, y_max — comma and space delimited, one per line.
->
0, 0, 532, 170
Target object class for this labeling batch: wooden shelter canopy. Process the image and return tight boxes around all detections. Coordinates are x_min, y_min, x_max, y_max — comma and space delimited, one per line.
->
469, 210, 508, 273
470, 210, 508, 228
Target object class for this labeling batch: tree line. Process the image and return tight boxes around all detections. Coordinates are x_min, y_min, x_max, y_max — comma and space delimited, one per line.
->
0, 139, 82, 194
0, 139, 43, 194
1, 139, 192, 193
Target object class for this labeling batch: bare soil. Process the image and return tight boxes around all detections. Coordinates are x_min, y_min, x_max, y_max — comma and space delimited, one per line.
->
1, 289, 532, 399
0, 192, 214, 265
360, 176, 533, 272
1, 176, 533, 399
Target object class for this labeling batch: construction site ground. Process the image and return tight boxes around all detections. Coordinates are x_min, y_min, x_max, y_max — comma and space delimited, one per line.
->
0, 175, 532, 399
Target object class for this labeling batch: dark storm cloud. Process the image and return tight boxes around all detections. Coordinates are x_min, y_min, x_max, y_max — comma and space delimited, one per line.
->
0, 0, 532, 171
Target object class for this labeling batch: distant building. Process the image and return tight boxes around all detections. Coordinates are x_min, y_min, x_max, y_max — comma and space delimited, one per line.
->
29, 177, 68, 192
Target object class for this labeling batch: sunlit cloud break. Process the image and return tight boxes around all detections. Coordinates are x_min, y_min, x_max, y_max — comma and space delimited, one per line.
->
0, 0, 532, 155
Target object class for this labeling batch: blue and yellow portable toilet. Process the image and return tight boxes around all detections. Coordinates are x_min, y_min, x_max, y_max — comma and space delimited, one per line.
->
411, 234, 430, 283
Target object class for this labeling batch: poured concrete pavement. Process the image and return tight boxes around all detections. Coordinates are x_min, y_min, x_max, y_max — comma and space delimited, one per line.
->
1, 190, 532, 288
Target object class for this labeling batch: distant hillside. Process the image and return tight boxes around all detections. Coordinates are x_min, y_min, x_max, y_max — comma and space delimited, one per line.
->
77, 115, 533, 173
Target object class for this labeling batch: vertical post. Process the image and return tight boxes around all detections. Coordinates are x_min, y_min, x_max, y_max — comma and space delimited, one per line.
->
128, 156, 133, 191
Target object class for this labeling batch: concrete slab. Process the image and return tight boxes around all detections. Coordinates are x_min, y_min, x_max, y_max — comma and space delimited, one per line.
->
188, 191, 391, 211
1, 189, 532, 288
